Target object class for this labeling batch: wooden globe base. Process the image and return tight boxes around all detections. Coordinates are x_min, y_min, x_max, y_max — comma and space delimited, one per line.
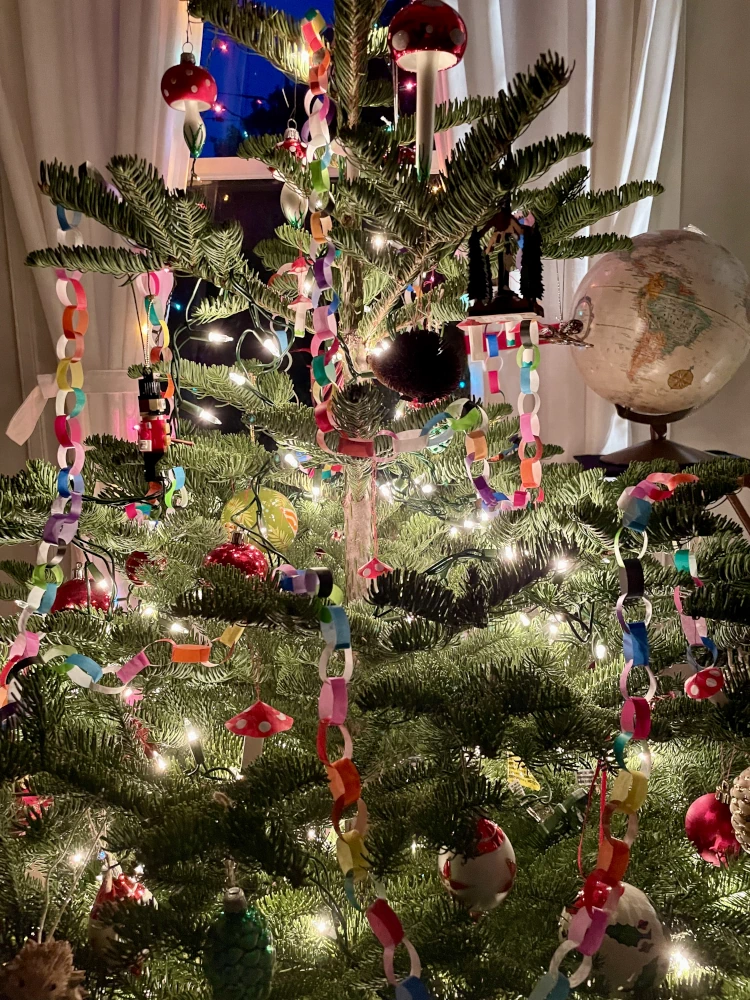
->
601, 405, 713, 466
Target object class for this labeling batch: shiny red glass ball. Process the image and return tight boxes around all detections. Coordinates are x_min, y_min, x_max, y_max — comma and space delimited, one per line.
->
203, 541, 268, 579
685, 793, 740, 866
50, 578, 111, 613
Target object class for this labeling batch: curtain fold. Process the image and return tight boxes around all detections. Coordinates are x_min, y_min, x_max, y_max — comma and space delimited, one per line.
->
446, 0, 684, 457
0, 0, 198, 472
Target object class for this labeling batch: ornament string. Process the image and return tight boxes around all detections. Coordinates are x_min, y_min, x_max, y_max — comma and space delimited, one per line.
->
276, 563, 431, 998
0, 211, 91, 723
527, 471, 697, 1000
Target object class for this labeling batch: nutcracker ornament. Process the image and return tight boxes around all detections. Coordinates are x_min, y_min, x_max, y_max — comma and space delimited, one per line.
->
137, 372, 171, 482
161, 46, 218, 158
437, 817, 516, 916
388, 0, 467, 179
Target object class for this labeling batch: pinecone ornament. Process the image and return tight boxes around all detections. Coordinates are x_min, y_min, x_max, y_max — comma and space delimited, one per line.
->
0, 939, 86, 1000
730, 767, 750, 852
203, 888, 274, 1000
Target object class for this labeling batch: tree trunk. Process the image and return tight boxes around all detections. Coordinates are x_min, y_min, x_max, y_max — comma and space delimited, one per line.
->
344, 473, 374, 601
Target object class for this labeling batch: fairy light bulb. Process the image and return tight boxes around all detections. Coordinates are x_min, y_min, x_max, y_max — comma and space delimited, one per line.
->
207, 330, 233, 343
283, 453, 300, 468
421, 483, 435, 495
170, 622, 189, 634
263, 336, 281, 358
504, 545, 515, 560
519, 612, 531, 627
229, 371, 248, 385
198, 408, 221, 425
140, 604, 157, 618
379, 483, 393, 501
371, 233, 386, 250
594, 642, 608, 660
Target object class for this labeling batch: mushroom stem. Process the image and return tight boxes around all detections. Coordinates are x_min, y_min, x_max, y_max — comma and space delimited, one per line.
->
241, 735, 265, 768
415, 50, 440, 181
183, 101, 207, 159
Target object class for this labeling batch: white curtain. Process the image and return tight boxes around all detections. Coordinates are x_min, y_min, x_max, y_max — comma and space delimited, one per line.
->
446, 0, 684, 457
0, 0, 198, 472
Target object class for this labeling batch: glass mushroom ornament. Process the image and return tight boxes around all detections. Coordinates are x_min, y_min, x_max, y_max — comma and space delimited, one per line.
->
225, 701, 294, 768
161, 47, 217, 158
388, 0, 467, 179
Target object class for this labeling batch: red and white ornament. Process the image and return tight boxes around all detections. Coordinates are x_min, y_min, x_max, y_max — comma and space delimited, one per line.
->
160, 48, 217, 158
388, 0, 467, 179
685, 791, 739, 867
89, 864, 155, 964
225, 700, 294, 767
437, 817, 515, 916
204, 533, 269, 580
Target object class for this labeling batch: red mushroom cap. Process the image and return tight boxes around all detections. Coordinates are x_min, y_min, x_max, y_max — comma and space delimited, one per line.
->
161, 52, 217, 112
388, 0, 467, 72
684, 666, 725, 700
225, 700, 294, 739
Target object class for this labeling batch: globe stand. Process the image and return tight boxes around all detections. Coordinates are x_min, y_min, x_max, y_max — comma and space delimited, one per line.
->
600, 405, 713, 466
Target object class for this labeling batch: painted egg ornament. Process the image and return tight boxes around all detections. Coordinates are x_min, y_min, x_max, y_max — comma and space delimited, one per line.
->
222, 487, 298, 550
685, 791, 740, 866
559, 882, 669, 994
437, 818, 515, 916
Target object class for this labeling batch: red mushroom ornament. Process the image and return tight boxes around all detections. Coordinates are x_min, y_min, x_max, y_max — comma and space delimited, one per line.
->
225, 700, 294, 768
161, 48, 217, 158
388, 0, 467, 179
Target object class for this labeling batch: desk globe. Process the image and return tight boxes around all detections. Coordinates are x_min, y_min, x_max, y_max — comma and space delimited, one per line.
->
571, 229, 750, 464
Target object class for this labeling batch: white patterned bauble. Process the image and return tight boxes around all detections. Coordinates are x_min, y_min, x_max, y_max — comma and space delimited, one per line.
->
571, 229, 750, 416
437, 818, 516, 916
559, 882, 669, 995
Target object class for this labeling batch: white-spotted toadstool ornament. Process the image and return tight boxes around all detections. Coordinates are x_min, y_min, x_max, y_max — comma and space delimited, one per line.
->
388, 0, 467, 179
225, 700, 294, 768
161, 47, 217, 158
684, 665, 725, 700
357, 557, 393, 580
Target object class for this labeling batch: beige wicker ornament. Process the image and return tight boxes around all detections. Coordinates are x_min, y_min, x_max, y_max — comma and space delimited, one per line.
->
729, 767, 750, 852
0, 939, 86, 1000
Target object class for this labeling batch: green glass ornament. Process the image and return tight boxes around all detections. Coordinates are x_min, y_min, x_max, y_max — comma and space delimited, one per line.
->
203, 888, 275, 1000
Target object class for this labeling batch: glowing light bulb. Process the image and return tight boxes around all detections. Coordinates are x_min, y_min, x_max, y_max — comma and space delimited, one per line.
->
170, 622, 189, 634
556, 558, 570, 572
140, 604, 157, 618
96, 578, 110, 591
134, 864, 144, 875
548, 623, 559, 635
311, 486, 321, 497
141, 322, 150, 336
421, 483, 435, 495
124, 688, 133, 699
185, 725, 199, 743
463, 519, 476, 530
504, 545, 515, 560
283, 453, 300, 468
313, 916, 332, 936
519, 612, 531, 627
207, 330, 233, 344
229, 371, 248, 385
263, 336, 281, 358
198, 409, 221, 425
153, 754, 168, 772
371, 233, 386, 250
213, 102, 224, 114
307, 828, 317, 841
378, 339, 390, 351
71, 852, 84, 866
379, 483, 393, 501
411, 840, 417, 854
449, 526, 459, 537
218, 41, 228, 52
670, 949, 692, 977
480, 510, 490, 523
595, 643, 608, 660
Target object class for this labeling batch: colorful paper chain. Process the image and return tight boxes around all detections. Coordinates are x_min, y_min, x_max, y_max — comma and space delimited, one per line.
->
0, 212, 91, 722
528, 471, 697, 999
463, 316, 543, 508
135, 271, 175, 487
673, 574, 721, 699
277, 564, 431, 999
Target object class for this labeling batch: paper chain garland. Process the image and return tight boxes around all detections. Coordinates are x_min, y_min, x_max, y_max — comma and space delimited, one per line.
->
528, 471, 698, 1000
277, 563, 430, 999
0, 210, 91, 722
135, 270, 174, 485
672, 538, 721, 699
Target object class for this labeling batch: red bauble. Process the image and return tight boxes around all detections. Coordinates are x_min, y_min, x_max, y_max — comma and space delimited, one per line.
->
204, 540, 268, 579
685, 792, 740, 866
51, 578, 111, 613
125, 551, 167, 586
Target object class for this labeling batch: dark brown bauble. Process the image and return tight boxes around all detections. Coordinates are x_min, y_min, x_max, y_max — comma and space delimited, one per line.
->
0, 939, 87, 1000
370, 329, 464, 402
51, 578, 111, 614
204, 537, 269, 579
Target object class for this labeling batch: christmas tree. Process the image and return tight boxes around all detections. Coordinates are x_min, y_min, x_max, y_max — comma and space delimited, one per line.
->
3, 2, 750, 999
